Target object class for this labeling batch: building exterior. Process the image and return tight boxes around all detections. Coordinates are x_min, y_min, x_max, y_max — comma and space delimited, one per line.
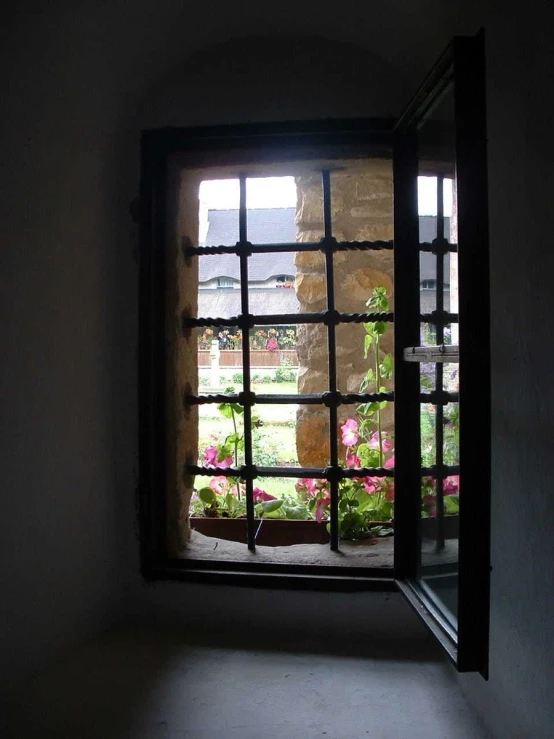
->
199, 207, 450, 319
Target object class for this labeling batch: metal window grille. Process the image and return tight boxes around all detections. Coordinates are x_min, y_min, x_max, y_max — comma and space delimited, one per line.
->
182, 169, 458, 553
420, 175, 459, 554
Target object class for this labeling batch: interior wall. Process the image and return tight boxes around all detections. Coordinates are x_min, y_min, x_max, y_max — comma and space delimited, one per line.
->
3, 3, 554, 736
455, 5, 554, 737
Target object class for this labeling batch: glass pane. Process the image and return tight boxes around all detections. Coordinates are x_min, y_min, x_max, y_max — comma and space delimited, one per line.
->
197, 254, 241, 318
443, 402, 459, 466
329, 161, 394, 315
200, 179, 240, 245
417, 85, 459, 627
197, 326, 242, 392
246, 176, 297, 244
419, 475, 459, 623
251, 402, 322, 471
246, 322, 329, 397
420, 402, 436, 466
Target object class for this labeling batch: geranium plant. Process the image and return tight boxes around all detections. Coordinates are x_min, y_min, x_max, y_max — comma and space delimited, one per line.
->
191, 392, 284, 519
296, 287, 395, 540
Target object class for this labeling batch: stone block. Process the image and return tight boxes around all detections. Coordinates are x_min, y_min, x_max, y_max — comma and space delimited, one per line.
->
295, 272, 327, 306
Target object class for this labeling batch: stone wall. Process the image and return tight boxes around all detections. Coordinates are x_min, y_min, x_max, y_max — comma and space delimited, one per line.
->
170, 172, 200, 554
294, 160, 394, 466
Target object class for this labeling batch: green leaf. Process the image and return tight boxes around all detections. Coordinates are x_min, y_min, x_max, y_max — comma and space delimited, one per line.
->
258, 499, 283, 514
230, 403, 244, 415
198, 487, 216, 505
218, 403, 233, 418
218, 444, 233, 460
444, 495, 460, 514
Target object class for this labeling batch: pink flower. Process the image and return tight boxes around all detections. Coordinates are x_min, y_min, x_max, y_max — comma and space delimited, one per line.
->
369, 432, 392, 453
296, 478, 319, 496
346, 452, 361, 468
203, 445, 232, 467
444, 475, 459, 494
385, 481, 395, 501
362, 477, 378, 495
209, 476, 229, 495
204, 445, 218, 465
253, 488, 277, 502
315, 494, 330, 522
341, 418, 359, 447
384, 454, 395, 469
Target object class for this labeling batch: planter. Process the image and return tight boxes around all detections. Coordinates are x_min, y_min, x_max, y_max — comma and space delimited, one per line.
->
189, 515, 459, 546
190, 517, 329, 546
190, 517, 393, 546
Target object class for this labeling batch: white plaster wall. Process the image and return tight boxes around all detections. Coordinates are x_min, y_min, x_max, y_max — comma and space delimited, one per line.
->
2, 3, 554, 736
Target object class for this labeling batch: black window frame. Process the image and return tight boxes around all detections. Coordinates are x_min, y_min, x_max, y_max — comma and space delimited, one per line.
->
139, 118, 399, 591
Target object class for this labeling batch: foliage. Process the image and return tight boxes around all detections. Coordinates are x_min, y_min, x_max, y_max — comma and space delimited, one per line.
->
295, 288, 395, 540
275, 366, 296, 383
295, 286, 460, 540
197, 326, 297, 351
192, 287, 461, 541
191, 388, 286, 519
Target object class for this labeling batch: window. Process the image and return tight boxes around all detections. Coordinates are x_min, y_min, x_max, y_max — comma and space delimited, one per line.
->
216, 277, 237, 288
421, 278, 437, 290
139, 32, 490, 675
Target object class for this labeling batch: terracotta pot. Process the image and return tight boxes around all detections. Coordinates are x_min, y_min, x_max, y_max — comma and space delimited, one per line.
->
190, 517, 329, 546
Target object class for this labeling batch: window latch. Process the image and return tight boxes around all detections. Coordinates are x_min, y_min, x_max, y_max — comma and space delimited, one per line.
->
403, 345, 459, 363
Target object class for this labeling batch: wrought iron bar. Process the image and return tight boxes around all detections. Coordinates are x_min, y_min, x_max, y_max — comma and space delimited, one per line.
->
184, 240, 456, 258
420, 238, 457, 255
184, 391, 395, 407
184, 390, 455, 408
421, 464, 459, 477
322, 170, 340, 551
182, 311, 394, 333
420, 311, 458, 324
187, 464, 396, 479
434, 174, 446, 552
238, 174, 256, 551
184, 239, 394, 257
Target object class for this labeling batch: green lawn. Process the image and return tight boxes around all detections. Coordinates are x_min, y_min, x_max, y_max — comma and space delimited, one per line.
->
199, 381, 298, 466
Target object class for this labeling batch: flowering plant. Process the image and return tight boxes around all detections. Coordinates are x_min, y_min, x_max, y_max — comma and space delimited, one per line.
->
296, 287, 395, 539
191, 390, 288, 519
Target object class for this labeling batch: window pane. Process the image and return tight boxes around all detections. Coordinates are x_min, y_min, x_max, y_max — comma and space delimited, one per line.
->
329, 163, 393, 244
246, 176, 297, 244
197, 254, 242, 318
419, 474, 459, 625
251, 402, 317, 470
200, 179, 239, 246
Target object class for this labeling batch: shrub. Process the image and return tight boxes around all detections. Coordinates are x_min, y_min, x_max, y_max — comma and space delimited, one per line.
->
275, 367, 296, 383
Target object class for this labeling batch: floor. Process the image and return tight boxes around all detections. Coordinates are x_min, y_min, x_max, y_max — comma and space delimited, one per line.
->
1, 627, 490, 739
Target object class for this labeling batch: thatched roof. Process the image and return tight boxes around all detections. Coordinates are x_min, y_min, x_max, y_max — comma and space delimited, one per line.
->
198, 287, 299, 318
